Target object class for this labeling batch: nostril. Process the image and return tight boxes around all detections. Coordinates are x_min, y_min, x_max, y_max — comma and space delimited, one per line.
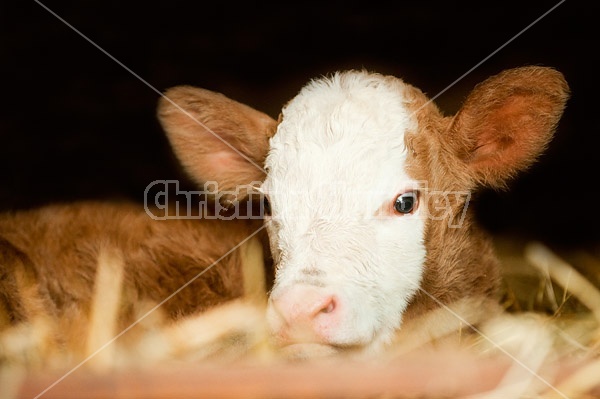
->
322, 301, 334, 314
317, 296, 336, 315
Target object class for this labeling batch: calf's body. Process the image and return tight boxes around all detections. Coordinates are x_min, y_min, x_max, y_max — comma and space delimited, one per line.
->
0, 201, 263, 360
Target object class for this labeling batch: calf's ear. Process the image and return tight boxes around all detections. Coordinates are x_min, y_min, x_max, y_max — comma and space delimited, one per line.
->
157, 86, 277, 192
447, 66, 569, 188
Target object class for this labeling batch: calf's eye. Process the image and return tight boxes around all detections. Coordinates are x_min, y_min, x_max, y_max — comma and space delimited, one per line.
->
394, 192, 418, 215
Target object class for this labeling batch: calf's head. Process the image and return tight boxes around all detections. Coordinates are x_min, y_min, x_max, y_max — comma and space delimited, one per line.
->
158, 67, 569, 352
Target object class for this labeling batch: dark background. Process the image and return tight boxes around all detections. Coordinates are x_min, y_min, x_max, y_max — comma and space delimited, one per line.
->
1, 1, 597, 248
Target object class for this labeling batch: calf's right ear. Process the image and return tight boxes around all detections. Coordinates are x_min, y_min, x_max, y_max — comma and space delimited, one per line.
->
157, 86, 277, 192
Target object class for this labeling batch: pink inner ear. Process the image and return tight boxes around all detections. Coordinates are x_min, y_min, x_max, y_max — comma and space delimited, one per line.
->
206, 151, 244, 171
204, 150, 258, 179
470, 95, 544, 168
199, 150, 265, 191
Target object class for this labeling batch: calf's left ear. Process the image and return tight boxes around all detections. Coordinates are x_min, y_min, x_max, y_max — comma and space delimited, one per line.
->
447, 66, 569, 188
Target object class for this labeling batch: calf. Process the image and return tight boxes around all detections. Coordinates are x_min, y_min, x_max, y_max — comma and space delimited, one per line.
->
160, 66, 569, 352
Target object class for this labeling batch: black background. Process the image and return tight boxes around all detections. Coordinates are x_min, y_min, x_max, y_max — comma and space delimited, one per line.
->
1, 1, 597, 248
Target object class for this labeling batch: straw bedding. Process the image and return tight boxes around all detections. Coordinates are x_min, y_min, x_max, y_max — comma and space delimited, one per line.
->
1, 235, 599, 399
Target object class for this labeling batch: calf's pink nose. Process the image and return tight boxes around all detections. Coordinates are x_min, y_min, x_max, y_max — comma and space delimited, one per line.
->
268, 286, 338, 344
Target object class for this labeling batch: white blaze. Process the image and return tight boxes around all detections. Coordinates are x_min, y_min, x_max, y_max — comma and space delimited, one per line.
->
263, 71, 426, 349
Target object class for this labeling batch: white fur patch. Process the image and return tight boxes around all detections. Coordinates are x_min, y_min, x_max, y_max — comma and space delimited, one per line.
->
263, 71, 426, 350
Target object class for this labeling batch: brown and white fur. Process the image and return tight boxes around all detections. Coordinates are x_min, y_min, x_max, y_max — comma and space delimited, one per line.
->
0, 66, 569, 362
160, 66, 569, 352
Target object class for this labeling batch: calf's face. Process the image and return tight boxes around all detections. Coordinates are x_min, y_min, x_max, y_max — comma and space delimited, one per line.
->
158, 67, 569, 351
262, 74, 427, 348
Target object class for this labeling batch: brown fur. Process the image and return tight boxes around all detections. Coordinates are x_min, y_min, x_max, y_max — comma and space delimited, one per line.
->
0, 67, 569, 362
401, 66, 569, 319
158, 86, 278, 193
159, 66, 569, 331
0, 201, 265, 359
